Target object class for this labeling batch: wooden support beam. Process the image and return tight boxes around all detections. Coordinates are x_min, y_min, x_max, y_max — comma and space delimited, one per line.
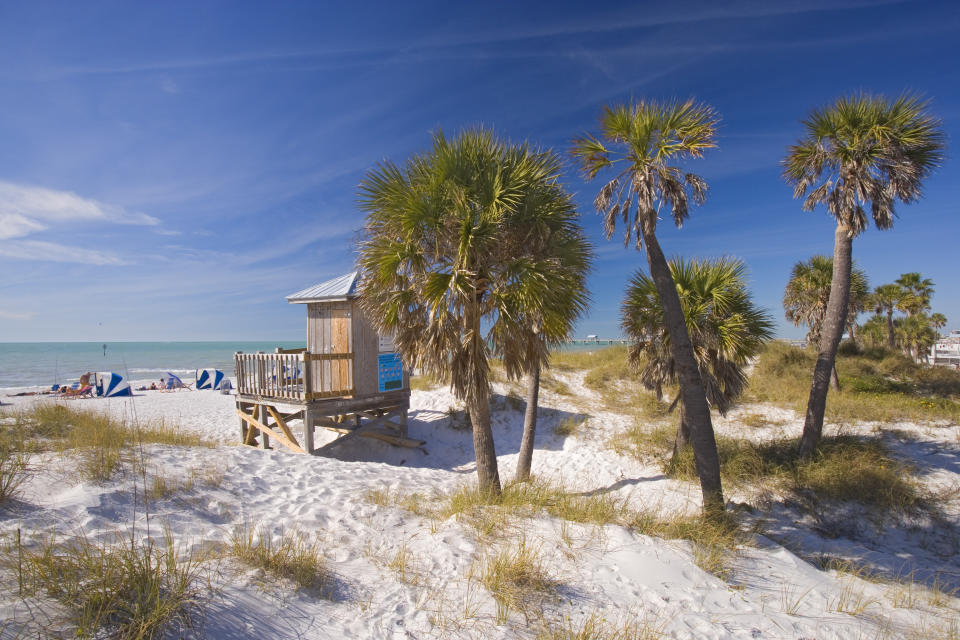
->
267, 405, 302, 449
237, 409, 307, 454
303, 408, 314, 454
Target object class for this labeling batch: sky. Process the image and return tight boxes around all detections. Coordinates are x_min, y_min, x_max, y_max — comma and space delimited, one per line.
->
0, 0, 958, 342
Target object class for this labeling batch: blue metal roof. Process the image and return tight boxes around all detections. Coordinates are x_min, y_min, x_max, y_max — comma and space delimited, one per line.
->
286, 271, 358, 303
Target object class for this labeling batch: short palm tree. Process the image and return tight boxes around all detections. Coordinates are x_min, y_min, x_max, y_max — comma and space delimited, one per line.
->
897, 312, 939, 362
783, 255, 869, 346
357, 129, 583, 496
859, 314, 889, 349
895, 272, 934, 317
623, 258, 773, 461
931, 312, 947, 332
572, 99, 725, 513
507, 184, 592, 483
783, 93, 944, 458
871, 283, 904, 349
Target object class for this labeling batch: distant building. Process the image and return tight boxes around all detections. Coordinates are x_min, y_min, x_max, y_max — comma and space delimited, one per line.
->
930, 329, 960, 367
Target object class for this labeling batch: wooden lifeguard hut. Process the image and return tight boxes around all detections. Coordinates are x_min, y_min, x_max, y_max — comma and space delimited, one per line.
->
233, 272, 421, 454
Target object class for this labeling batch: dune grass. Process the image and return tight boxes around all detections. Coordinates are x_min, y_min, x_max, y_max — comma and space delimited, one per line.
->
477, 537, 559, 623
536, 610, 665, 640
621, 422, 925, 512
1, 403, 216, 484
0, 433, 30, 503
229, 524, 331, 594
3, 529, 207, 639
747, 341, 960, 423
368, 479, 743, 579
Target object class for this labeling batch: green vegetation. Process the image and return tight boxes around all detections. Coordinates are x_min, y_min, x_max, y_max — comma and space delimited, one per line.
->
477, 538, 558, 622
3, 530, 207, 639
366, 479, 742, 578
229, 524, 330, 593
747, 341, 960, 422
536, 611, 665, 640
622, 420, 924, 512
1, 403, 216, 484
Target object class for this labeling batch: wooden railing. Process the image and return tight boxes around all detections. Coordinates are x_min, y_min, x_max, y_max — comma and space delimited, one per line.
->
234, 351, 354, 402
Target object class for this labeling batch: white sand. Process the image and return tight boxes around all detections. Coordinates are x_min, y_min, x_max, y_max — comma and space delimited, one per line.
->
1, 375, 959, 638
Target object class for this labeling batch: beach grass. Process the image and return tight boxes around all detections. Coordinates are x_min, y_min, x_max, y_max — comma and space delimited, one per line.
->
620, 422, 925, 512
369, 478, 743, 578
747, 341, 960, 423
476, 537, 559, 623
2, 403, 216, 483
3, 529, 207, 639
229, 524, 331, 594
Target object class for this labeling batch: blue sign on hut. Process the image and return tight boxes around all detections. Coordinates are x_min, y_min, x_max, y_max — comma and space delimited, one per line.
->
233, 272, 420, 454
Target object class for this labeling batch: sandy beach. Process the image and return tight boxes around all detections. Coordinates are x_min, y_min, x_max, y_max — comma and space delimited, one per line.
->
2, 366, 958, 639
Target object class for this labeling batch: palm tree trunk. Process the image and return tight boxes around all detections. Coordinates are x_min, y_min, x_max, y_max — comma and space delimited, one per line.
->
640, 219, 724, 514
886, 308, 895, 349
515, 364, 540, 482
799, 223, 852, 459
830, 365, 841, 391
466, 298, 501, 496
671, 401, 690, 464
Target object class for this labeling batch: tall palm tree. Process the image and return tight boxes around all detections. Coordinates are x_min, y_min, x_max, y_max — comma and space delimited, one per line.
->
871, 283, 904, 349
783, 255, 869, 346
783, 93, 944, 458
895, 272, 934, 317
623, 258, 773, 460
571, 99, 725, 513
507, 184, 592, 483
357, 129, 581, 496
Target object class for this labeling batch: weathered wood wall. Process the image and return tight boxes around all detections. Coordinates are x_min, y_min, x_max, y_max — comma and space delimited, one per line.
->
307, 301, 353, 394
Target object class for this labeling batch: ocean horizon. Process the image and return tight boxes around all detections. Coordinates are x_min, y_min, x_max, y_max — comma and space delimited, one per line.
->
0, 340, 620, 389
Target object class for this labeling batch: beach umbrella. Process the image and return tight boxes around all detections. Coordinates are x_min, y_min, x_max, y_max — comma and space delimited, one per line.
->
195, 368, 225, 390
159, 372, 187, 390
94, 372, 132, 397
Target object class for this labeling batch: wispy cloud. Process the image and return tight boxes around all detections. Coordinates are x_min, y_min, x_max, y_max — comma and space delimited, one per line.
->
0, 240, 125, 265
0, 181, 159, 240
0, 309, 37, 320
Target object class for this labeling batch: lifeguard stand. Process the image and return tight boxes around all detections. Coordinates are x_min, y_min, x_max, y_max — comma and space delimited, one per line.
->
233, 272, 420, 454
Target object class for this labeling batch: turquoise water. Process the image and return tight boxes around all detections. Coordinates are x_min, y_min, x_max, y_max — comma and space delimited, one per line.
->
0, 340, 619, 389
0, 342, 306, 389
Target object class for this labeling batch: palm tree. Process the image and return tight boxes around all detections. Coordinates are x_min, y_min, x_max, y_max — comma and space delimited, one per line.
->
783, 255, 869, 346
783, 93, 944, 458
622, 258, 773, 461
571, 99, 725, 513
357, 129, 582, 496
859, 314, 888, 348
895, 272, 934, 317
931, 312, 947, 333
897, 312, 939, 362
509, 185, 592, 483
871, 283, 904, 349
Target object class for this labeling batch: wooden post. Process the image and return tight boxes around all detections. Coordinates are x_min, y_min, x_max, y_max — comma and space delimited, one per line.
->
238, 401, 247, 443
259, 404, 270, 449
398, 401, 409, 438
303, 407, 314, 454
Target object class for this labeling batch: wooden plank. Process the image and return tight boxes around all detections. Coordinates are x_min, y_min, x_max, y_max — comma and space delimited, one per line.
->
267, 405, 302, 448
305, 352, 354, 361
332, 308, 351, 392
237, 409, 307, 454
303, 408, 314, 454
359, 431, 425, 448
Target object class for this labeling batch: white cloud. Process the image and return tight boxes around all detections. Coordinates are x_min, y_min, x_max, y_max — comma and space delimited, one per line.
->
0, 240, 125, 265
0, 309, 36, 320
0, 181, 159, 240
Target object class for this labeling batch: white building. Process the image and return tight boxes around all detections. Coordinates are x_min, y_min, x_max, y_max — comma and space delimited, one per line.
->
930, 329, 960, 367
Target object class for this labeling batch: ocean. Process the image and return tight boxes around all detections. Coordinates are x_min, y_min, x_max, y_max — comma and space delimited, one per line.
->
0, 342, 306, 389
0, 340, 620, 389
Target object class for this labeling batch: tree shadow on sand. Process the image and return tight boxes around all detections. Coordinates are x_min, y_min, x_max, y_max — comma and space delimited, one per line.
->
744, 430, 960, 594
318, 393, 591, 472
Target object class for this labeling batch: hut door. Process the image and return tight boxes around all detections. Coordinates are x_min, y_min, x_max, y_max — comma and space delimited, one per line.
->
331, 309, 352, 393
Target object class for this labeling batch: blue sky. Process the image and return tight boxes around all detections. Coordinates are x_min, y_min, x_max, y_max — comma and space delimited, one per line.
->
1, 0, 958, 342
